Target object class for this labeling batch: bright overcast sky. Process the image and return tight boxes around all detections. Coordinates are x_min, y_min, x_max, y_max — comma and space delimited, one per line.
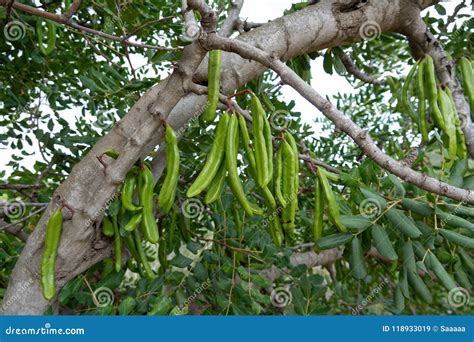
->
1, 1, 470, 175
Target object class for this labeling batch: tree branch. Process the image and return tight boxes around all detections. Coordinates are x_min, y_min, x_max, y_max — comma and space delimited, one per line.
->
203, 32, 474, 204
0, 0, 178, 51
339, 52, 386, 86
219, 0, 244, 37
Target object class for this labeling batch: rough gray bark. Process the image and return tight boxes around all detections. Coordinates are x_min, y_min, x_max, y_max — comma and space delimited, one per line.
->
1, 0, 441, 315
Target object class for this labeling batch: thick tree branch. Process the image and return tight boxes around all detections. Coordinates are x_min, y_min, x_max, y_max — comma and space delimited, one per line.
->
203, 31, 474, 204
219, 0, 244, 37
0, 0, 178, 51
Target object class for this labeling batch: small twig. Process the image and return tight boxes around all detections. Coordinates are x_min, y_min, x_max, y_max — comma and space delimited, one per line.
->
0, 207, 46, 231
63, 0, 80, 20
339, 52, 386, 86
0, 184, 42, 191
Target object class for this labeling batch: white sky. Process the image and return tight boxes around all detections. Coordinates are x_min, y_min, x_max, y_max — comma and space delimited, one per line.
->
0, 0, 469, 175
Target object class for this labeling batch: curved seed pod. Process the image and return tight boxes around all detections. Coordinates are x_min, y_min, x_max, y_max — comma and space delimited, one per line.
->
133, 229, 154, 280
37, 19, 57, 56
225, 113, 254, 216
238, 114, 256, 170
385, 209, 422, 238
401, 60, 420, 122
251, 95, 269, 187
281, 140, 297, 240
318, 168, 346, 232
417, 59, 429, 143
424, 56, 446, 130
260, 185, 277, 210
349, 236, 367, 280
263, 116, 274, 185
426, 252, 457, 291
203, 50, 222, 122
371, 224, 398, 261
407, 270, 433, 303
316, 233, 353, 250
139, 165, 159, 243
459, 248, 474, 274
445, 89, 467, 160
459, 57, 474, 111
187, 113, 229, 197
439, 229, 474, 249
283, 131, 300, 190
158, 125, 180, 212
438, 88, 457, 165
123, 232, 141, 261
124, 213, 143, 232
312, 177, 324, 241
269, 216, 284, 247
275, 147, 287, 207
204, 162, 227, 204
41, 208, 63, 300
121, 172, 142, 212
101, 216, 115, 237
112, 215, 122, 272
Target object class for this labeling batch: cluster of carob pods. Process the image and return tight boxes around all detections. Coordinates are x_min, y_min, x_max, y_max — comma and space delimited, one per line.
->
40, 51, 474, 301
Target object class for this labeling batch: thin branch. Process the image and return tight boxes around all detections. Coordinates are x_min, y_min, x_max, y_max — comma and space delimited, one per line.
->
0, 207, 46, 232
125, 15, 175, 39
204, 34, 474, 204
0, 184, 42, 191
0, 1, 179, 51
339, 52, 386, 86
63, 0, 80, 20
0, 219, 28, 241
219, 0, 244, 37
